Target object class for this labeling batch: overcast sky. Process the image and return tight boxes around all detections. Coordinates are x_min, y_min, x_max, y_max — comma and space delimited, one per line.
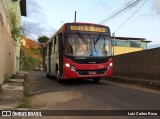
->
22, 0, 160, 47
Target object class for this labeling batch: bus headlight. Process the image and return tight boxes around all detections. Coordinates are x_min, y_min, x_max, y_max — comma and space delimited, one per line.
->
70, 66, 76, 72
65, 63, 70, 68
107, 62, 113, 70
109, 63, 113, 67
65, 63, 76, 72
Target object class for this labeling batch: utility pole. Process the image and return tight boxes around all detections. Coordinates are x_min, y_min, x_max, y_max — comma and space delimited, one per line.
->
74, 11, 77, 23
112, 32, 115, 56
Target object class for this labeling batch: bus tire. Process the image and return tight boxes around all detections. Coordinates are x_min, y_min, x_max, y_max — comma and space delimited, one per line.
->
93, 78, 100, 83
46, 74, 49, 78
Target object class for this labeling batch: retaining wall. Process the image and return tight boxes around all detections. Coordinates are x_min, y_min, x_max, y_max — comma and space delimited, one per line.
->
113, 48, 160, 80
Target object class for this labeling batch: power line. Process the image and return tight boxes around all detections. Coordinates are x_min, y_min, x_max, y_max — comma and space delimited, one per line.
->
98, 0, 143, 24
80, 0, 102, 21
114, 0, 149, 33
99, 0, 142, 24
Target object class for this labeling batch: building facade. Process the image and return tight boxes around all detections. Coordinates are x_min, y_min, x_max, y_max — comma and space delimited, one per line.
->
0, 0, 26, 84
111, 37, 151, 56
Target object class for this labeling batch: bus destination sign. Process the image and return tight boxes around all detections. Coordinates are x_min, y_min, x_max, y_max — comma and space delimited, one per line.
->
68, 25, 107, 33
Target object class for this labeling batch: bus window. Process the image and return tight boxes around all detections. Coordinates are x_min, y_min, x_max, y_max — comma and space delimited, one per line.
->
52, 45, 55, 54
65, 33, 112, 57
55, 36, 59, 53
49, 41, 52, 54
47, 45, 49, 56
56, 36, 59, 43
52, 38, 55, 54
44, 47, 47, 57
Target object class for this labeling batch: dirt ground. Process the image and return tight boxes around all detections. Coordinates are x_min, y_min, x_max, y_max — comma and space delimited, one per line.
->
0, 90, 23, 108
30, 90, 83, 109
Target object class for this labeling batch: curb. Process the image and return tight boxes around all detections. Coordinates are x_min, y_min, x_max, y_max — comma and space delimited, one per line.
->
2, 84, 23, 91
107, 76, 160, 91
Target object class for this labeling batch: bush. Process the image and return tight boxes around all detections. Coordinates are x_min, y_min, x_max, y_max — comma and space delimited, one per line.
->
22, 55, 41, 71
3, 73, 11, 84
17, 99, 30, 108
0, 84, 3, 92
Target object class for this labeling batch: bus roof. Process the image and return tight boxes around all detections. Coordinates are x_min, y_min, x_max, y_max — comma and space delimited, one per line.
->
43, 22, 109, 47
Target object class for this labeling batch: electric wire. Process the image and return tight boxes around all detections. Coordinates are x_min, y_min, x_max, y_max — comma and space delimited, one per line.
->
79, 0, 102, 21
99, 0, 142, 24
114, 0, 149, 33
98, 0, 143, 24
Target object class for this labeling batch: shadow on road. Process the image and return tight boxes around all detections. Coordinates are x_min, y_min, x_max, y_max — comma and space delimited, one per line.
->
25, 71, 110, 95
61, 79, 108, 86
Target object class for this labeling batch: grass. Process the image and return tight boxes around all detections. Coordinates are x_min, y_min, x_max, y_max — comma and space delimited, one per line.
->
3, 73, 11, 84
24, 74, 28, 80
0, 84, 2, 92
17, 99, 30, 108
23, 85, 30, 97
18, 73, 31, 108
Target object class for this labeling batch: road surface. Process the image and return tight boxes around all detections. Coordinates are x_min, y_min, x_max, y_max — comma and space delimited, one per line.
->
24, 71, 160, 118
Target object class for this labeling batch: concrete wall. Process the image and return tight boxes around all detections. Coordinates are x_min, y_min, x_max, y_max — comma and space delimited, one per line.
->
0, 1, 16, 84
0, 16, 16, 84
113, 48, 160, 80
6, 0, 22, 72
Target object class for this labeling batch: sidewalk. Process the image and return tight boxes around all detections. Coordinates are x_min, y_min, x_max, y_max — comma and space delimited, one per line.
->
0, 71, 28, 110
107, 76, 160, 91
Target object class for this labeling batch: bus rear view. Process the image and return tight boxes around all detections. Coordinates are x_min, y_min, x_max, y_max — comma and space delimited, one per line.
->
43, 23, 113, 83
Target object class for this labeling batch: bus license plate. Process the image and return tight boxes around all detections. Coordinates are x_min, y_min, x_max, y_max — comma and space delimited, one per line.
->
88, 71, 97, 75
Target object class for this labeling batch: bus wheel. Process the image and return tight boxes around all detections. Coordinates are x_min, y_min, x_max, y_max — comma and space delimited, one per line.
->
93, 78, 100, 83
56, 70, 62, 83
46, 74, 49, 78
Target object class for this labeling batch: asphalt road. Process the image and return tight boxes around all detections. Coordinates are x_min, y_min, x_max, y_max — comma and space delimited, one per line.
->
24, 71, 160, 118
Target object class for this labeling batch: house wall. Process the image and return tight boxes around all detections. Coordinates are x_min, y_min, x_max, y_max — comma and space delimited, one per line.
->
113, 46, 142, 55
6, 0, 21, 72
0, 14, 16, 84
0, 0, 21, 84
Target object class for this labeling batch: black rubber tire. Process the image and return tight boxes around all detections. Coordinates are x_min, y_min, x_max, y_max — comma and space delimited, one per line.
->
46, 74, 49, 78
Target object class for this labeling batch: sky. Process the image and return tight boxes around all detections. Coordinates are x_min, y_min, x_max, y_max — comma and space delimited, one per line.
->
22, 0, 160, 48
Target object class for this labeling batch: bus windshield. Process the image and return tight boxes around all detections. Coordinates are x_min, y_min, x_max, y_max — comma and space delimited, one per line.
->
65, 33, 112, 57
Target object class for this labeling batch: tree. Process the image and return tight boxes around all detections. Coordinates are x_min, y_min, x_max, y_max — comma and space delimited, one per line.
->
37, 36, 49, 43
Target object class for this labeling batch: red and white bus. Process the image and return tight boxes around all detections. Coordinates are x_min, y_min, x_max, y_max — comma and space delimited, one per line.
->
43, 23, 112, 83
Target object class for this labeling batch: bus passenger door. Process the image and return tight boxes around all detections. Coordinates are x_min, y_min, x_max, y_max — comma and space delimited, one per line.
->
43, 47, 47, 72
48, 42, 52, 75
58, 33, 64, 78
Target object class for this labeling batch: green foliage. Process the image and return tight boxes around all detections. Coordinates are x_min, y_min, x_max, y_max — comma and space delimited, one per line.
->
21, 41, 42, 71
9, 10, 22, 41
24, 74, 28, 80
38, 36, 49, 43
22, 55, 41, 71
29, 46, 41, 55
3, 73, 11, 84
17, 99, 30, 108
23, 86, 30, 97
0, 84, 3, 92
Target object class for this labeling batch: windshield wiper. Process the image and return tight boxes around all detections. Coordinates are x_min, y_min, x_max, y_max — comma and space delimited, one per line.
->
77, 32, 87, 44
93, 34, 101, 51
94, 34, 101, 45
